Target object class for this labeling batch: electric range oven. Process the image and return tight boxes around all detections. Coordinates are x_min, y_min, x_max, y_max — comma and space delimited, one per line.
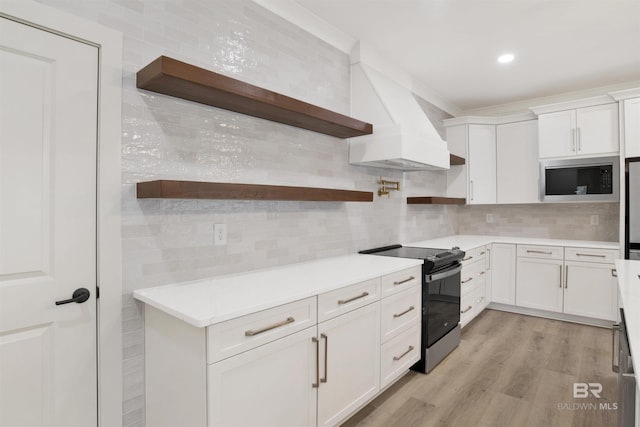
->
360, 244, 464, 373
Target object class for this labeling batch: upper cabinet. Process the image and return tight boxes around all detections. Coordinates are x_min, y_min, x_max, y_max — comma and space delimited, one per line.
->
444, 121, 496, 204
496, 120, 539, 204
537, 103, 619, 159
623, 97, 640, 158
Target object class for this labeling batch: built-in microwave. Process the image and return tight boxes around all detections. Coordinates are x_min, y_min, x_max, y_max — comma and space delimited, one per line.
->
539, 156, 619, 202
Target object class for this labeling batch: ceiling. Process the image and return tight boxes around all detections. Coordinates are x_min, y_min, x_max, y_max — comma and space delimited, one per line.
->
286, 0, 640, 114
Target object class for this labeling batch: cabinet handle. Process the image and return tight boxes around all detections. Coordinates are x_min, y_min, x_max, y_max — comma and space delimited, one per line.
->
612, 323, 620, 373
245, 317, 294, 336
393, 276, 415, 285
576, 253, 606, 258
321, 334, 328, 383
479, 271, 486, 276
612, 269, 617, 277
577, 127, 581, 151
461, 305, 472, 314
559, 265, 563, 288
470, 180, 474, 201
462, 256, 473, 261
312, 337, 320, 388
393, 306, 415, 318
571, 128, 576, 152
462, 277, 473, 284
393, 345, 414, 361
526, 250, 552, 255
565, 265, 569, 289
338, 291, 369, 305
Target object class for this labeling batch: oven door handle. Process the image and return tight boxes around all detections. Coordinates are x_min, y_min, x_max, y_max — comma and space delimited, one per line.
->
426, 265, 462, 283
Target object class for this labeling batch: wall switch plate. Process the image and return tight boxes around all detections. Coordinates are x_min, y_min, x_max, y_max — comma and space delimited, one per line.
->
486, 213, 493, 223
214, 223, 227, 246
590, 215, 599, 225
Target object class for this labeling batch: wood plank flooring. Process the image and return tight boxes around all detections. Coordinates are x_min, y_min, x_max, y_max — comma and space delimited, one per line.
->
341, 309, 618, 427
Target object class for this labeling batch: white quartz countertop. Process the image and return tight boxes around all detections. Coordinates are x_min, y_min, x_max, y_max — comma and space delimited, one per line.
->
134, 254, 422, 328
406, 235, 619, 251
614, 259, 640, 381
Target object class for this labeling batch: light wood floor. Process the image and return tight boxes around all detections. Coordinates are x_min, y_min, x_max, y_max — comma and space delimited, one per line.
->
342, 309, 618, 427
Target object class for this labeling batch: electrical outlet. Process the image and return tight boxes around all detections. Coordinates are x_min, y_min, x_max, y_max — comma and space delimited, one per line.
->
214, 223, 227, 246
486, 213, 493, 223
590, 215, 599, 226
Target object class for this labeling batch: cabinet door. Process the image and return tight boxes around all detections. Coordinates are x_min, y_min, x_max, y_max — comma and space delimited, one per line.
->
468, 124, 496, 204
624, 98, 640, 158
564, 262, 618, 321
496, 120, 539, 204
516, 258, 564, 312
489, 243, 516, 305
445, 124, 468, 198
576, 103, 619, 156
317, 303, 380, 427
208, 327, 317, 427
539, 110, 576, 158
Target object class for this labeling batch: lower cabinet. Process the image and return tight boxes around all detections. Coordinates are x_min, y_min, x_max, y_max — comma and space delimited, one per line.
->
564, 261, 618, 321
317, 302, 380, 427
516, 255, 564, 312
145, 266, 421, 427
208, 327, 318, 427
460, 245, 490, 327
489, 243, 516, 305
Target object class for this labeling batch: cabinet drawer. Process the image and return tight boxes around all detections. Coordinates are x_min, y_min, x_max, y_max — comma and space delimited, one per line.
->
564, 247, 619, 263
207, 296, 317, 363
461, 247, 481, 266
517, 244, 563, 260
380, 266, 421, 297
380, 323, 421, 389
461, 261, 484, 296
318, 278, 380, 322
460, 293, 474, 326
381, 285, 421, 343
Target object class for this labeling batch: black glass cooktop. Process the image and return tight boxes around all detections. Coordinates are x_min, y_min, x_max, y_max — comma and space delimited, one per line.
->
360, 244, 464, 271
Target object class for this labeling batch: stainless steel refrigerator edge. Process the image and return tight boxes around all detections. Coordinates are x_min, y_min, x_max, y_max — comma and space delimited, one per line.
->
625, 159, 640, 260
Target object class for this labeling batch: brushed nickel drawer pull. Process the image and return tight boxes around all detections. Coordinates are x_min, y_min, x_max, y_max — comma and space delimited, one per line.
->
462, 256, 473, 261
462, 277, 473, 284
245, 317, 294, 336
393, 306, 415, 318
338, 292, 369, 305
612, 269, 617, 277
479, 251, 486, 255
393, 276, 415, 285
312, 337, 320, 388
526, 250, 553, 255
321, 334, 328, 383
393, 345, 414, 361
576, 253, 606, 258
461, 305, 472, 314
479, 271, 486, 276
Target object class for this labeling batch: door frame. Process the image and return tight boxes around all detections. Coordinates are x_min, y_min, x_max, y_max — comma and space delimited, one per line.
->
0, 1, 123, 426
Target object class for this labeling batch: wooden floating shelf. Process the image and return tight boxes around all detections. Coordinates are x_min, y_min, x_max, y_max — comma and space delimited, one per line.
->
137, 180, 374, 202
407, 197, 466, 205
136, 56, 373, 139
450, 154, 465, 165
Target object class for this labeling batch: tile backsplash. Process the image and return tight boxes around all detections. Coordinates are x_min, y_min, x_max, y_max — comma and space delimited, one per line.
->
32, 1, 620, 426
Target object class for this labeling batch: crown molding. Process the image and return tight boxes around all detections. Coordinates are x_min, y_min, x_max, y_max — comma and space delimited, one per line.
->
443, 111, 536, 127
609, 87, 640, 101
529, 95, 615, 115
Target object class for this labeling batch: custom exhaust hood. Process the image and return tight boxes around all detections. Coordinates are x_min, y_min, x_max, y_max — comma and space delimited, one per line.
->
349, 62, 450, 170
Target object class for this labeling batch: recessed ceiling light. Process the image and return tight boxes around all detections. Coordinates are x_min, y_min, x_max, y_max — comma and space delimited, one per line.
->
497, 54, 515, 64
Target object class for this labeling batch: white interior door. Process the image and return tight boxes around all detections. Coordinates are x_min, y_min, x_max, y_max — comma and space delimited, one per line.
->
0, 17, 98, 427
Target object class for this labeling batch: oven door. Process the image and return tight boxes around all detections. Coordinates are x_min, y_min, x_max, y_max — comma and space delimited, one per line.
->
425, 264, 461, 347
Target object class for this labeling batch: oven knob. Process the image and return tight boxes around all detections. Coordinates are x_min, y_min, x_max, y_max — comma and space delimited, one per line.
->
451, 246, 460, 251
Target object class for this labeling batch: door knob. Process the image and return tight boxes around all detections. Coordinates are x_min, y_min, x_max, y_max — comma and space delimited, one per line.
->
55, 288, 90, 305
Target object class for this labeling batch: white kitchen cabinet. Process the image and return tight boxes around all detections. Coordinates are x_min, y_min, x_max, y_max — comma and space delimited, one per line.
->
489, 243, 516, 305
516, 256, 564, 312
496, 120, 539, 204
444, 122, 496, 203
468, 124, 497, 204
564, 262, 618, 321
623, 97, 640, 158
317, 302, 380, 427
460, 245, 489, 328
208, 327, 317, 427
538, 103, 619, 159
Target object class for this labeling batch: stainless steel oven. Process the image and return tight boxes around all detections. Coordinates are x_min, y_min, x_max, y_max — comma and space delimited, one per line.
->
359, 244, 464, 373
